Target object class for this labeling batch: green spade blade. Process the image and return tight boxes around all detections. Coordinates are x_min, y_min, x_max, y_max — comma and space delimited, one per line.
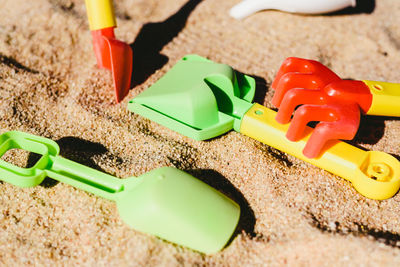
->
0, 131, 240, 254
118, 167, 240, 254
128, 54, 256, 140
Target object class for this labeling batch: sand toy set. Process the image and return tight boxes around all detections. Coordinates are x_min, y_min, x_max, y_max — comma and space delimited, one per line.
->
2, 0, 400, 256
128, 55, 400, 200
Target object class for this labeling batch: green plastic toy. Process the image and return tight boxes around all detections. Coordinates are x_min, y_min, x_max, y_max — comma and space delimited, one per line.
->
128, 54, 256, 140
0, 131, 240, 254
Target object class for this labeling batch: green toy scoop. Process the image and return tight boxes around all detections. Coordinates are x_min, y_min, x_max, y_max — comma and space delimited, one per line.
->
0, 131, 240, 254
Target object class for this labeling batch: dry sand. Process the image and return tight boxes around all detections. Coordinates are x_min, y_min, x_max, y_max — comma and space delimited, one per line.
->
1, 0, 400, 266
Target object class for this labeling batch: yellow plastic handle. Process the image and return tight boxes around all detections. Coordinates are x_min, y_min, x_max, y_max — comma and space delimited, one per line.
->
363, 80, 400, 117
240, 103, 400, 200
85, 0, 116, 30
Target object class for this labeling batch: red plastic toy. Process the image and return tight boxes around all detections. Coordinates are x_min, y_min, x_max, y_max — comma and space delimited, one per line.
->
85, 0, 133, 103
91, 28, 133, 102
271, 57, 376, 158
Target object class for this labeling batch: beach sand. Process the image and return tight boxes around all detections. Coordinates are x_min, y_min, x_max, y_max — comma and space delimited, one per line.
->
1, 0, 400, 265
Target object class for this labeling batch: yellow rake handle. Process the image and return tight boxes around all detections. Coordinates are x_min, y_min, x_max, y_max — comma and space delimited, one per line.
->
240, 103, 400, 200
363, 80, 400, 117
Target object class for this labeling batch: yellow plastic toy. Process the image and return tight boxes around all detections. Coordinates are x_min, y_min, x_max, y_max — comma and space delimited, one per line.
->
241, 104, 400, 200
363, 80, 400, 117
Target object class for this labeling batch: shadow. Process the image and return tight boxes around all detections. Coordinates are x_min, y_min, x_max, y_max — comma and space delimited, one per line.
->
234, 71, 269, 106
185, 169, 257, 241
130, 0, 203, 86
252, 75, 269, 105
351, 116, 385, 145
346, 115, 400, 149
26, 152, 43, 168
309, 212, 400, 249
32, 137, 110, 188
328, 0, 375, 15
0, 53, 39, 74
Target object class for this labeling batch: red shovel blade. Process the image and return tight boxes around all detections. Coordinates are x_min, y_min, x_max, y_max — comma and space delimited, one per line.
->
91, 28, 133, 103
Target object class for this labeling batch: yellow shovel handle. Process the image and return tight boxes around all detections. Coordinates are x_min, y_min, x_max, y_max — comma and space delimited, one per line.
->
363, 80, 400, 117
240, 103, 400, 200
85, 0, 116, 30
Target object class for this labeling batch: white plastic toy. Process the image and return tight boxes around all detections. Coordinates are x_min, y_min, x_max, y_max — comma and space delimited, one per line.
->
230, 0, 356, 19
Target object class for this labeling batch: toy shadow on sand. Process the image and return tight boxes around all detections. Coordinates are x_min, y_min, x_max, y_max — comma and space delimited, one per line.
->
329, 0, 375, 15
244, 73, 269, 106
130, 0, 203, 86
186, 169, 257, 239
32, 137, 110, 188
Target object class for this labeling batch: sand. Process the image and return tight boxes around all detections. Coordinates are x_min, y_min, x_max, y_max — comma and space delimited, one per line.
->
1, 0, 400, 266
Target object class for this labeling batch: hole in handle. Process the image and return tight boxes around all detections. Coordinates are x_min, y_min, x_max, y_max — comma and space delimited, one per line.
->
1, 149, 42, 169
373, 84, 383, 91
367, 163, 391, 182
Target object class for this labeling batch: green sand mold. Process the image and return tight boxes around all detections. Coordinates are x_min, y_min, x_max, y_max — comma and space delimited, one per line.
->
128, 54, 256, 140
0, 131, 240, 254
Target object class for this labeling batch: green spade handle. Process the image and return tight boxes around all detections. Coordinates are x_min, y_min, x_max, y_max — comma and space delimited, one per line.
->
47, 156, 124, 201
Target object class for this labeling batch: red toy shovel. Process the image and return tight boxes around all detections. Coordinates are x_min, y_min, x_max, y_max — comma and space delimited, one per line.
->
85, 0, 133, 102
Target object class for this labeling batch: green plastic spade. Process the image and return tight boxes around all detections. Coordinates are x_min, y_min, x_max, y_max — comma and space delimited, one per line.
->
0, 131, 240, 254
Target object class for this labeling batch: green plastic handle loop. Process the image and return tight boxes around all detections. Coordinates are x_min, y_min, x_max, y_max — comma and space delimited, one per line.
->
0, 131, 124, 200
